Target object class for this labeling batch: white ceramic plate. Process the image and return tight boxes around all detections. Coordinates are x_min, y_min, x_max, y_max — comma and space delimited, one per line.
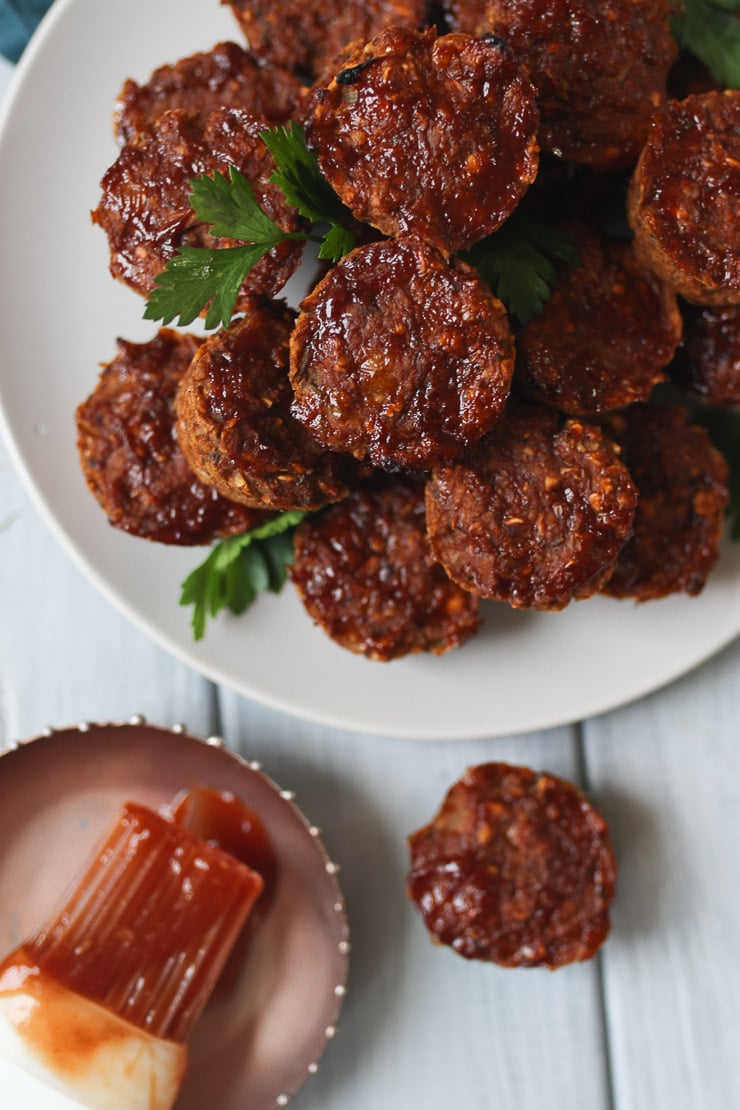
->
1, 0, 739, 741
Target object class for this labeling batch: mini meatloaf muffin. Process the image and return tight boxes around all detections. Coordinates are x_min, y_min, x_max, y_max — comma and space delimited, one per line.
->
425, 402, 637, 609
407, 762, 617, 968
628, 91, 740, 305
176, 297, 351, 512
76, 329, 267, 545
307, 28, 539, 254
601, 404, 729, 601
675, 304, 740, 406
93, 107, 305, 307
291, 479, 481, 660
224, 0, 429, 81
516, 227, 682, 416
289, 236, 515, 470
440, 0, 488, 35
451, 0, 677, 170
114, 42, 307, 143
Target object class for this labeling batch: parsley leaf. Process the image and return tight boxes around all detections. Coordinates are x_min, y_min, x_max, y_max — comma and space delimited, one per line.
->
318, 220, 356, 262
261, 122, 346, 224
693, 407, 740, 539
673, 0, 740, 89
463, 216, 580, 325
261, 122, 356, 263
144, 166, 304, 330
144, 125, 356, 330
144, 242, 276, 330
181, 511, 307, 641
189, 165, 288, 242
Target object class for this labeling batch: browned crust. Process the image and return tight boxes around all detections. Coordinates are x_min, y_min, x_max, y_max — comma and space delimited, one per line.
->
92, 108, 305, 307
114, 41, 307, 144
675, 303, 740, 406
289, 235, 514, 469
601, 403, 729, 600
291, 478, 481, 660
306, 27, 539, 254
76, 329, 268, 545
628, 91, 740, 305
223, 0, 429, 80
407, 761, 617, 968
425, 402, 637, 609
477, 0, 677, 169
516, 226, 682, 416
176, 297, 351, 512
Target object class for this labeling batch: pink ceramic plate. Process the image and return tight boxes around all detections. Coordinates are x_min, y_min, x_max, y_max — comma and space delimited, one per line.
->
0, 720, 349, 1109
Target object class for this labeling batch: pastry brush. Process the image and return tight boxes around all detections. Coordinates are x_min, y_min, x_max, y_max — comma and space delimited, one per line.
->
0, 800, 264, 1109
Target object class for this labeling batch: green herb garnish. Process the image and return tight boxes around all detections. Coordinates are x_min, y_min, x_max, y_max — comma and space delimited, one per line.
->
143, 234, 290, 333
181, 511, 307, 640
261, 121, 356, 261
463, 216, 580, 325
144, 124, 355, 331
673, 0, 740, 89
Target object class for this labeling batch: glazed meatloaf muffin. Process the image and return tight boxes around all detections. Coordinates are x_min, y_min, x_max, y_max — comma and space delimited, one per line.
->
448, 0, 677, 169
93, 107, 305, 307
628, 90, 740, 305
114, 41, 307, 143
601, 403, 729, 600
307, 27, 539, 254
291, 478, 481, 660
407, 762, 617, 968
176, 296, 352, 512
425, 402, 637, 609
76, 329, 267, 545
675, 304, 740, 406
223, 0, 429, 81
290, 236, 515, 470
516, 226, 682, 416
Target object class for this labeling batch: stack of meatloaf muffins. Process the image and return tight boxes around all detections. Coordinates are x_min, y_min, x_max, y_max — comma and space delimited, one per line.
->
78, 0, 738, 660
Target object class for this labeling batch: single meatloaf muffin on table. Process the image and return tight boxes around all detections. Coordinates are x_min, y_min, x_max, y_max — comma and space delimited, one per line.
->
407, 761, 617, 968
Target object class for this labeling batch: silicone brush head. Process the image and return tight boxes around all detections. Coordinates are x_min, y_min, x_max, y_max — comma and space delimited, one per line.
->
22, 801, 264, 1043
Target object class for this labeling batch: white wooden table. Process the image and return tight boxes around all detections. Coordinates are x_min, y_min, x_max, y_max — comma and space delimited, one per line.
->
1, 51, 739, 1110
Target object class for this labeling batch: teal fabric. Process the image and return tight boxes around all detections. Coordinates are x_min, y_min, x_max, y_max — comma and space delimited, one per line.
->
0, 0, 53, 62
